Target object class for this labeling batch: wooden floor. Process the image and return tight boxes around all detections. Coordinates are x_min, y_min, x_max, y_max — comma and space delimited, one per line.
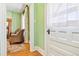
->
7, 43, 42, 56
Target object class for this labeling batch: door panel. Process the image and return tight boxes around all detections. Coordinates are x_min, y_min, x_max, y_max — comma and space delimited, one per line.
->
46, 3, 79, 56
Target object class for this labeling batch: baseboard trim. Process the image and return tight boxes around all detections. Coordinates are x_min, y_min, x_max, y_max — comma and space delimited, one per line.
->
30, 46, 35, 52
35, 46, 46, 56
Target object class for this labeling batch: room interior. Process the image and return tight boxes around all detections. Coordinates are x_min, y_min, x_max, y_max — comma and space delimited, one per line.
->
1, 3, 79, 56
6, 3, 42, 56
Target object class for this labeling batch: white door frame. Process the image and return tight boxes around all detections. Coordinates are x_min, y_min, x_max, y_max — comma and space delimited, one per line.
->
0, 4, 7, 56
28, 3, 35, 51
22, 3, 35, 51
44, 3, 48, 55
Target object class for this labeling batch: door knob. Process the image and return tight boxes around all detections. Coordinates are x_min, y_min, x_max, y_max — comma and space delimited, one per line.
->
47, 29, 50, 35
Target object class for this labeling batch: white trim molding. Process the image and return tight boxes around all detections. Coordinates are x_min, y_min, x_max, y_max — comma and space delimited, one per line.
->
44, 3, 48, 56
0, 4, 7, 56
35, 46, 46, 56
29, 3, 35, 52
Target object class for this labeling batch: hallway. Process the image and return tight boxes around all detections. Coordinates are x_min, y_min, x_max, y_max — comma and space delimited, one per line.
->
7, 43, 42, 56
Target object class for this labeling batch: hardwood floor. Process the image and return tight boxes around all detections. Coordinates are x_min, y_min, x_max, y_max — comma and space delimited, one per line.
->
7, 43, 42, 56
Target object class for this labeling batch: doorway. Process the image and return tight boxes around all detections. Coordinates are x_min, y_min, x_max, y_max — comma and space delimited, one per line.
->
6, 3, 35, 55
6, 3, 30, 54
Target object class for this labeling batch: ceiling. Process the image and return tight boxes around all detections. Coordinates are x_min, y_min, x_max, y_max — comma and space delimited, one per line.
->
6, 3, 26, 13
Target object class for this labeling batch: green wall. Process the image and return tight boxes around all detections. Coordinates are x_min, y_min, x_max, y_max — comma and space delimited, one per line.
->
34, 3, 45, 49
7, 11, 21, 32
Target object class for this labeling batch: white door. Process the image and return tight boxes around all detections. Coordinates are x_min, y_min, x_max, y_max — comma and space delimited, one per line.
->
46, 3, 68, 56
46, 3, 79, 56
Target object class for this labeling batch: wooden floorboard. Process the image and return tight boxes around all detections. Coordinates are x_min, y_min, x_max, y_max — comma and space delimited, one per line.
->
7, 43, 42, 56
